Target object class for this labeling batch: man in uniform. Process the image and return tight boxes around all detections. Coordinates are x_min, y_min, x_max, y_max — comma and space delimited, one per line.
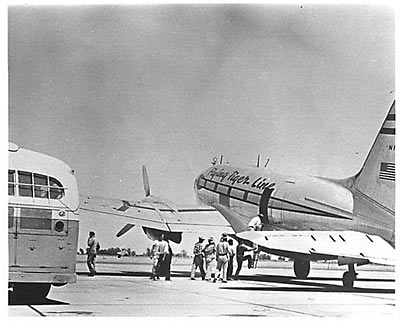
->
87, 231, 100, 276
190, 237, 206, 280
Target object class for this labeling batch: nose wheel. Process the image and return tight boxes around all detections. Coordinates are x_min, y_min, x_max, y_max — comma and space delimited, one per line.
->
342, 264, 357, 288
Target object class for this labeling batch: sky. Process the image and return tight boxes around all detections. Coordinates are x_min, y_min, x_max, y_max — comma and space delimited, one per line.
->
7, 4, 395, 253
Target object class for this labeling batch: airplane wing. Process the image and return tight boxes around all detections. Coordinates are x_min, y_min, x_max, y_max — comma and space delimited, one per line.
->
79, 194, 233, 243
236, 230, 395, 266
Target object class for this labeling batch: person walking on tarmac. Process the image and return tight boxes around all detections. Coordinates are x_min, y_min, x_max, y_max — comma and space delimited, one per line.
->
87, 231, 100, 276
190, 237, 206, 280
214, 233, 230, 283
203, 236, 217, 281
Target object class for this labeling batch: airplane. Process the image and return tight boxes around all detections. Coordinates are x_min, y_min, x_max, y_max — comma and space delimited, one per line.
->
193, 101, 395, 288
79, 165, 233, 244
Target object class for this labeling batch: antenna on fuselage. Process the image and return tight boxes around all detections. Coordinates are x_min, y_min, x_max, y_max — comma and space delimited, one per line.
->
257, 154, 260, 167
220, 155, 223, 165
264, 158, 270, 167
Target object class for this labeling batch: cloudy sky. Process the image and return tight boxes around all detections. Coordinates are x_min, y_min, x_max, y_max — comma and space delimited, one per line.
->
8, 4, 395, 251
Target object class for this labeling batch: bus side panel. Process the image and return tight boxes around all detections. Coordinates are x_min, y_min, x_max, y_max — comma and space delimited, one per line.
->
15, 218, 78, 270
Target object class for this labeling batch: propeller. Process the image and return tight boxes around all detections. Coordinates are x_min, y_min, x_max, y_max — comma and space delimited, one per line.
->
116, 224, 135, 237
142, 165, 151, 197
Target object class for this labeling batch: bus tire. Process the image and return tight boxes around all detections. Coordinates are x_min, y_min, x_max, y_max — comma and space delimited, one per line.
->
12, 283, 51, 301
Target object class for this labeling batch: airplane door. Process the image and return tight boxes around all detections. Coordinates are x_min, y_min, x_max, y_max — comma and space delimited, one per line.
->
258, 185, 275, 227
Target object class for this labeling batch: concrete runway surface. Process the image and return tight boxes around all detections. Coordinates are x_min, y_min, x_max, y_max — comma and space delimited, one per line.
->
9, 256, 396, 317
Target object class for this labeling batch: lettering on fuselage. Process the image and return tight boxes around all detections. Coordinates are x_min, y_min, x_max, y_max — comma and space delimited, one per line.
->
207, 167, 275, 191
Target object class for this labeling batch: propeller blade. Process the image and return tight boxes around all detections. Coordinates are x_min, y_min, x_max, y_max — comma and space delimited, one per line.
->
116, 224, 135, 237
142, 165, 151, 197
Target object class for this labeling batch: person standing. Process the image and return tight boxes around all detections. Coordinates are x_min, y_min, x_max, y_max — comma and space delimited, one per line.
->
203, 237, 216, 281
190, 237, 206, 280
87, 231, 100, 277
158, 237, 172, 281
156, 234, 169, 276
163, 240, 173, 281
150, 235, 162, 280
227, 239, 235, 280
214, 233, 230, 283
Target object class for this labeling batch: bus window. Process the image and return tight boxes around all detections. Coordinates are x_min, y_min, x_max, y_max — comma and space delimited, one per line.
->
8, 207, 14, 228
8, 170, 15, 196
34, 173, 49, 198
20, 208, 52, 230
18, 171, 33, 197
49, 177, 64, 199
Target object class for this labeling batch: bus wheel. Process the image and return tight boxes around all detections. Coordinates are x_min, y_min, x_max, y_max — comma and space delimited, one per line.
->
12, 283, 51, 301
293, 259, 310, 279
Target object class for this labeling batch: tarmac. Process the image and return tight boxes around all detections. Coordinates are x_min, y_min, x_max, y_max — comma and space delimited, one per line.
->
8, 256, 396, 317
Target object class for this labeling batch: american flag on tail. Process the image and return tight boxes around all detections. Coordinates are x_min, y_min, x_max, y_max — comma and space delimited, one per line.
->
379, 162, 395, 181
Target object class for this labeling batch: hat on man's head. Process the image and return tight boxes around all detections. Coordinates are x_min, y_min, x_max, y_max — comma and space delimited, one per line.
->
198, 237, 205, 241
208, 237, 214, 241
222, 232, 228, 237
89, 231, 95, 236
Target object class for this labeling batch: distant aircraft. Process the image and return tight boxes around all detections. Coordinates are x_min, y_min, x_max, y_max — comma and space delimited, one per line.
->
194, 101, 395, 287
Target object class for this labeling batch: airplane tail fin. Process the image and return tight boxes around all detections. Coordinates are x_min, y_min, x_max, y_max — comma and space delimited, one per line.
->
351, 101, 395, 212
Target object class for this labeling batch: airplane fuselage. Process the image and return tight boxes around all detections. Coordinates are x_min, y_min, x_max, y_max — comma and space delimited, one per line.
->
194, 164, 395, 245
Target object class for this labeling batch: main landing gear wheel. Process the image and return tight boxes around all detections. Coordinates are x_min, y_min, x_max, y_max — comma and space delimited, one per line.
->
342, 264, 357, 288
293, 259, 310, 279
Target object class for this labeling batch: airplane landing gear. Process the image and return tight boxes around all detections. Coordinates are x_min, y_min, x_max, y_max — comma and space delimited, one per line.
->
342, 264, 357, 288
293, 259, 310, 279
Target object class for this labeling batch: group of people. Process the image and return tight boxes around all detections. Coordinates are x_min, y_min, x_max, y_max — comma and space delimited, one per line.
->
86, 213, 265, 279
190, 233, 256, 283
150, 234, 173, 281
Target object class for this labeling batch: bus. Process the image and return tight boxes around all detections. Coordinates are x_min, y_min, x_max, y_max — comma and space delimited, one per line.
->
8, 142, 80, 301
